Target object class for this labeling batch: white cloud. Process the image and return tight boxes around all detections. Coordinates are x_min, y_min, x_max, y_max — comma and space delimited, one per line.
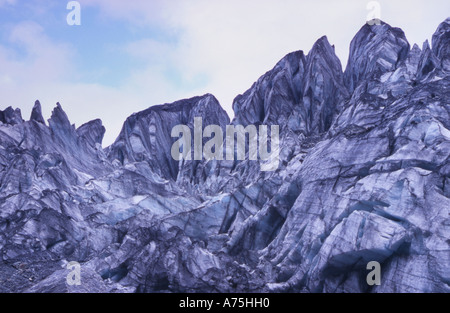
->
85, 0, 365, 116
0, 20, 196, 145
6, 21, 74, 82
0, 21, 75, 116
98, 0, 448, 116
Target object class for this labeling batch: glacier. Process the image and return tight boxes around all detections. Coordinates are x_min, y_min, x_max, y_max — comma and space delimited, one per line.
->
0, 19, 449, 293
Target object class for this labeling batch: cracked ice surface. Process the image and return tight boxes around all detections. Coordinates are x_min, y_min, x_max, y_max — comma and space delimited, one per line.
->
0, 19, 449, 293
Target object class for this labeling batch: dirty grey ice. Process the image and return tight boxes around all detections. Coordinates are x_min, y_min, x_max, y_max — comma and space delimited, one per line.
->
0, 19, 449, 293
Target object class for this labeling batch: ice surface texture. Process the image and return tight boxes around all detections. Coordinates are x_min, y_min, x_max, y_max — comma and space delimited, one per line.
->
0, 19, 449, 293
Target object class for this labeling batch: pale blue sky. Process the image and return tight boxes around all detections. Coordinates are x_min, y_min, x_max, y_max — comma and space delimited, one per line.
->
0, 0, 448, 145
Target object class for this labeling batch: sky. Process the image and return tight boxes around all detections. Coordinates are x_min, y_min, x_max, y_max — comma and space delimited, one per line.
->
0, 0, 448, 146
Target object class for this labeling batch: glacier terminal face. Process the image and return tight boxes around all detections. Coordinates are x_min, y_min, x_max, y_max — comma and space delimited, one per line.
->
0, 19, 449, 293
